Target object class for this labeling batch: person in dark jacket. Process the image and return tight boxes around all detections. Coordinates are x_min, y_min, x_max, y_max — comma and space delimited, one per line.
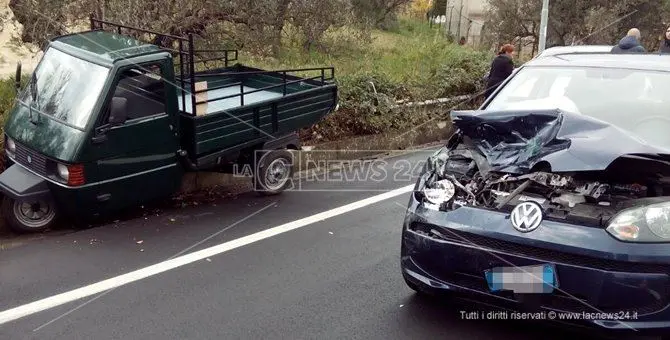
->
485, 44, 515, 99
660, 26, 670, 54
611, 28, 646, 53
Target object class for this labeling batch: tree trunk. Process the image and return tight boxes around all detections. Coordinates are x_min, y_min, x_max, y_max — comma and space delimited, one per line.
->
271, 0, 291, 57
530, 22, 537, 56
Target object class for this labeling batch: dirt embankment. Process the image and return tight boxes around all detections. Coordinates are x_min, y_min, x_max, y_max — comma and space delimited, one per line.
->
0, 0, 41, 78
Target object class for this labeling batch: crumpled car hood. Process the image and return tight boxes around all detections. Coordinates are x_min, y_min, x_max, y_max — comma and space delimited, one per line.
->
450, 109, 670, 173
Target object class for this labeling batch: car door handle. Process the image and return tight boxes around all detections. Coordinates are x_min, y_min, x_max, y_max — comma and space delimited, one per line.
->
92, 134, 108, 144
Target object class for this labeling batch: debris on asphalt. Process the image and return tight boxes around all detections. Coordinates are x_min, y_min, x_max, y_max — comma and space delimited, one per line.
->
170, 218, 176, 222
89, 239, 100, 245
136, 240, 144, 244
399, 304, 404, 308
206, 258, 212, 262
328, 231, 334, 235
140, 249, 144, 252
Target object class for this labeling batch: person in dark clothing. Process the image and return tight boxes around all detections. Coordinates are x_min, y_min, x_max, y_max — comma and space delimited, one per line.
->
659, 26, 670, 54
611, 28, 646, 53
485, 44, 515, 99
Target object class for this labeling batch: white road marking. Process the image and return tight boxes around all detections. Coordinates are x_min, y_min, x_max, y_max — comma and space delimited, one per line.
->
0, 184, 415, 326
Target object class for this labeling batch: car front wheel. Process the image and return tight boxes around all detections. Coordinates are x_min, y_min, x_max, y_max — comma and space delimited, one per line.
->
1, 196, 57, 233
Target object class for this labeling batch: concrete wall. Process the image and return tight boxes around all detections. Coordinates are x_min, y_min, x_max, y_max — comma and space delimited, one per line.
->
442, 0, 488, 46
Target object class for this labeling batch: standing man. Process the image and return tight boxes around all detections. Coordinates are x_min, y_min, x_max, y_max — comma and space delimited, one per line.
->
611, 28, 646, 53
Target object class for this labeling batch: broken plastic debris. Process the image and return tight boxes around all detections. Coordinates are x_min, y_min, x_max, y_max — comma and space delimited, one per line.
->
140, 249, 144, 252
136, 240, 144, 244
206, 258, 212, 262
399, 304, 404, 308
328, 231, 334, 235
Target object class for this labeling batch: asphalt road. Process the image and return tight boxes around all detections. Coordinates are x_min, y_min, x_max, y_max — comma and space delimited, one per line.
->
0, 149, 655, 340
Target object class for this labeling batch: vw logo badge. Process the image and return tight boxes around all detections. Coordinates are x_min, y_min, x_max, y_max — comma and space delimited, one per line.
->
510, 201, 543, 233
26, 155, 32, 164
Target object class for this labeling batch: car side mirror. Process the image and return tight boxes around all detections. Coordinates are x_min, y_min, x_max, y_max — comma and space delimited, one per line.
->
14, 62, 21, 94
108, 97, 128, 125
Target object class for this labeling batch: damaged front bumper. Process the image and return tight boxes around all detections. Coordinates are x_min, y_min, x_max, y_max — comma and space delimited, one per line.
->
400, 192, 670, 335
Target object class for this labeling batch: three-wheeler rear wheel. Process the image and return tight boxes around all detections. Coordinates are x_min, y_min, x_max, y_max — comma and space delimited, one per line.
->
1, 196, 57, 233
253, 149, 294, 196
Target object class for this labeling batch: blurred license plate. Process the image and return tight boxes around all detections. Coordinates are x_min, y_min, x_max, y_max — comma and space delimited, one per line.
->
484, 264, 557, 294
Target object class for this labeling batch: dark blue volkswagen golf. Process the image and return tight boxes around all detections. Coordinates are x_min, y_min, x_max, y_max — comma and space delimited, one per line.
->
401, 52, 670, 339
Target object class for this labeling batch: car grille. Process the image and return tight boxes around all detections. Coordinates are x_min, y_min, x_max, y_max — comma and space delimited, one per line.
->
14, 142, 48, 177
410, 222, 668, 273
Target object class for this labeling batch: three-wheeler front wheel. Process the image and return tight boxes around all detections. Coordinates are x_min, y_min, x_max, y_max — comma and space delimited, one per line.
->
1, 196, 57, 233
254, 149, 294, 196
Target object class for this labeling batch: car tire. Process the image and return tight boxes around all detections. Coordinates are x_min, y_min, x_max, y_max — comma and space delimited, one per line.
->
1, 196, 57, 233
253, 149, 294, 196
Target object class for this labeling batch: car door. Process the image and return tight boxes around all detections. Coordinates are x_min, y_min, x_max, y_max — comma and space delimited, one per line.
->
89, 61, 182, 214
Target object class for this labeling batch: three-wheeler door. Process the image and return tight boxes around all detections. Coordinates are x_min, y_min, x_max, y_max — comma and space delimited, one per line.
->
89, 61, 182, 213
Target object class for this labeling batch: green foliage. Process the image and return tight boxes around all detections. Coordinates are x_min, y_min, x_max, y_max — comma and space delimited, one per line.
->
0, 77, 20, 128
0, 75, 28, 151
238, 19, 490, 141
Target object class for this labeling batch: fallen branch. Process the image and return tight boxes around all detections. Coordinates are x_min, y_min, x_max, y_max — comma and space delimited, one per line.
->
392, 95, 472, 109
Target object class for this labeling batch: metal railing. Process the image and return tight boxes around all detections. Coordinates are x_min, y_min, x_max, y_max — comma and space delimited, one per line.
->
88, 16, 335, 116
188, 67, 335, 109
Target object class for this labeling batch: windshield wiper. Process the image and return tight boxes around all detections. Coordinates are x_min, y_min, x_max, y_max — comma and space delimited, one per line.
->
28, 73, 39, 125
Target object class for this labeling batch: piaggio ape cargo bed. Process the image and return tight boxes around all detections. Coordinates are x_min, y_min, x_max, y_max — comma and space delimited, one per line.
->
176, 65, 337, 166
89, 17, 338, 169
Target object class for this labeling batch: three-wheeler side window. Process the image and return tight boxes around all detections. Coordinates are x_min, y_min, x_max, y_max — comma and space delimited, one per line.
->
104, 63, 167, 123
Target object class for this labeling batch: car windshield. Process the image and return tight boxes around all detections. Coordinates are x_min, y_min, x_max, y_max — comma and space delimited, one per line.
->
17, 47, 110, 130
486, 66, 670, 148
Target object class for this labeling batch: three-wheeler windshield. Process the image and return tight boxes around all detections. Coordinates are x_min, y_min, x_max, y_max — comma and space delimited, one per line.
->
17, 47, 110, 130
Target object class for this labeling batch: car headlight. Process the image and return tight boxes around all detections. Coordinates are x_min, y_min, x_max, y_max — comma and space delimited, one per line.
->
6, 137, 16, 155
422, 179, 456, 207
607, 201, 670, 242
56, 163, 69, 181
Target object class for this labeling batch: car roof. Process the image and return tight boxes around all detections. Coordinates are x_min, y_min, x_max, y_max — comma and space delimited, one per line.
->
535, 45, 613, 58
51, 30, 162, 65
523, 52, 670, 72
